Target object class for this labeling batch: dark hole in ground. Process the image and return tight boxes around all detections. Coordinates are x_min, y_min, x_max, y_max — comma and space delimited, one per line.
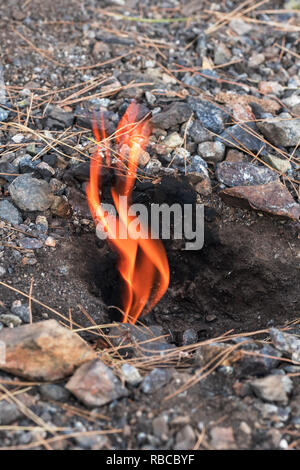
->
80, 176, 300, 343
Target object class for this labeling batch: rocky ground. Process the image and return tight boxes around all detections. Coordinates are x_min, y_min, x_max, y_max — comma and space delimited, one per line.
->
0, 0, 300, 450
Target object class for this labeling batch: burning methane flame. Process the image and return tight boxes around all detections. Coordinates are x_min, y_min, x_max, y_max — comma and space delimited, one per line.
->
86, 102, 170, 324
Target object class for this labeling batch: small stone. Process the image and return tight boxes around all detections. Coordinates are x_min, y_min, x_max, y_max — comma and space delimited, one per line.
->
49, 178, 66, 195
152, 415, 169, 441
257, 113, 300, 147
35, 215, 48, 233
239, 422, 251, 435
185, 155, 211, 194
163, 132, 184, 149
0, 401, 22, 425
216, 162, 278, 187
11, 301, 30, 323
0, 266, 6, 277
18, 237, 43, 249
18, 155, 40, 174
261, 154, 291, 173
0, 319, 96, 380
250, 375, 293, 405
226, 149, 246, 162
282, 94, 300, 110
218, 122, 267, 155
170, 147, 190, 168
198, 141, 225, 163
259, 81, 284, 96
0, 107, 9, 122
92, 41, 111, 56
145, 158, 162, 175
39, 384, 70, 402
145, 91, 156, 106
174, 424, 196, 450
45, 236, 56, 247
220, 180, 300, 220
9, 174, 54, 211
141, 368, 174, 394
214, 43, 232, 65
187, 120, 212, 144
231, 103, 255, 123
182, 329, 198, 345
210, 426, 237, 450
0, 314, 22, 327
43, 154, 57, 167
229, 18, 252, 35
0, 200, 22, 225
45, 106, 74, 130
248, 53, 265, 68
138, 150, 150, 168
36, 161, 55, 178
151, 102, 192, 129
0, 162, 19, 182
269, 328, 300, 364
50, 196, 70, 217
189, 98, 226, 134
66, 359, 128, 407
12, 133, 24, 144
120, 363, 142, 386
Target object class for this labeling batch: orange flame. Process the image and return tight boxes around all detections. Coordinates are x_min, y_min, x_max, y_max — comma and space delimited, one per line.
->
86, 102, 170, 324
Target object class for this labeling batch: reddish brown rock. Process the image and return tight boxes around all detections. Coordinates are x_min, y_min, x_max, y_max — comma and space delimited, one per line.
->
66, 359, 128, 407
220, 180, 300, 220
210, 426, 237, 450
0, 319, 96, 381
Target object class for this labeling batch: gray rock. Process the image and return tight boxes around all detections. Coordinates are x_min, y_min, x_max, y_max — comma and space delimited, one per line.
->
36, 161, 55, 178
216, 162, 278, 187
261, 154, 291, 173
182, 329, 198, 346
11, 301, 30, 323
121, 364, 142, 386
19, 155, 40, 174
254, 402, 290, 422
189, 98, 227, 134
145, 159, 162, 175
187, 120, 212, 144
174, 424, 196, 450
151, 102, 192, 129
45, 106, 74, 130
0, 107, 9, 122
163, 132, 184, 149
269, 328, 300, 364
66, 359, 128, 407
39, 384, 70, 402
214, 43, 232, 65
185, 155, 209, 180
141, 368, 174, 394
0, 401, 22, 425
18, 237, 43, 250
257, 113, 300, 147
0, 200, 22, 225
9, 174, 53, 211
198, 141, 225, 163
152, 415, 169, 441
0, 313, 22, 327
0, 161, 19, 182
218, 122, 267, 155
0, 266, 6, 277
250, 375, 293, 405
